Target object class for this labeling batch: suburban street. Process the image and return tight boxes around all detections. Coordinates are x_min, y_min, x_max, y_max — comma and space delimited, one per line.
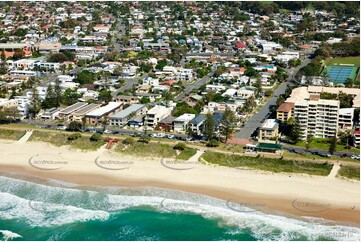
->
175, 72, 213, 101
235, 56, 313, 139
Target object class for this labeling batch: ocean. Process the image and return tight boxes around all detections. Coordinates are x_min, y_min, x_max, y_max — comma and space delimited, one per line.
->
0, 175, 359, 241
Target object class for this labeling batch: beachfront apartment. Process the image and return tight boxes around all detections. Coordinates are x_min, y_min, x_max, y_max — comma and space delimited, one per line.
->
187, 114, 206, 136
108, 104, 147, 127
338, 108, 354, 130
173, 113, 196, 132
294, 99, 339, 140
144, 105, 172, 128
276, 102, 294, 122
69, 104, 102, 123
58, 102, 88, 121
258, 119, 279, 143
85, 102, 123, 125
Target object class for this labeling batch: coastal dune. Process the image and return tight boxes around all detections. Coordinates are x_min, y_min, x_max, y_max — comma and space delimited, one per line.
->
0, 140, 359, 226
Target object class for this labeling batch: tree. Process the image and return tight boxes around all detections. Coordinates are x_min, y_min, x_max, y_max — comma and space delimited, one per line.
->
214, 66, 227, 77
329, 135, 337, 155
62, 88, 81, 106
202, 113, 215, 141
122, 137, 135, 145
345, 78, 353, 88
162, 91, 173, 107
186, 125, 194, 139
12, 50, 25, 60
47, 53, 69, 63
287, 116, 301, 143
173, 142, 186, 151
68, 121, 82, 131
253, 78, 262, 96
90, 133, 102, 142
98, 90, 112, 104
140, 96, 151, 104
54, 79, 62, 107
0, 50, 7, 74
0, 106, 21, 122
74, 70, 96, 85
42, 83, 56, 109
28, 86, 42, 118
219, 107, 237, 143
305, 134, 313, 151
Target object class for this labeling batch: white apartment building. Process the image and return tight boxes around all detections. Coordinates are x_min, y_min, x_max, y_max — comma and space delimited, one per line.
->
294, 99, 339, 140
338, 108, 354, 130
144, 105, 172, 128
173, 113, 196, 132
175, 68, 193, 81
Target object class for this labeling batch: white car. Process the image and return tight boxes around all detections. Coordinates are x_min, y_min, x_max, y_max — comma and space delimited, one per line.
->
104, 129, 112, 134
56, 125, 67, 130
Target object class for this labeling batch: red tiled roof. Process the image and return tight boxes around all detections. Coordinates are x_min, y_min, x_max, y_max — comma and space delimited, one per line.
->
235, 42, 247, 48
276, 102, 295, 112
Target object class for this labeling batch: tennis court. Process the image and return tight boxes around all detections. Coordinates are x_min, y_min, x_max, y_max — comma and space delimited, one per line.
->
323, 66, 358, 83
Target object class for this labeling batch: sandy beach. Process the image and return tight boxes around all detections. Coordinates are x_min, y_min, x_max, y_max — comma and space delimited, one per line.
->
0, 139, 359, 226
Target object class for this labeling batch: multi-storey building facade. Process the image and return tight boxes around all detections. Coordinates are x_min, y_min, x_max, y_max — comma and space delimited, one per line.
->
294, 99, 339, 140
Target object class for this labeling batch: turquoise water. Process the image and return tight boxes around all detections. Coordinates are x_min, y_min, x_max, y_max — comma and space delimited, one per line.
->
0, 175, 359, 241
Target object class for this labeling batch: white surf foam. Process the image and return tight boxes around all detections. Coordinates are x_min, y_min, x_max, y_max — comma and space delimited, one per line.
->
0, 175, 359, 241
0, 230, 22, 241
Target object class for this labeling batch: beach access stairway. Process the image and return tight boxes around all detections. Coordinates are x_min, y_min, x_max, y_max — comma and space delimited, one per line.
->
327, 163, 341, 179
16, 130, 33, 144
188, 149, 205, 162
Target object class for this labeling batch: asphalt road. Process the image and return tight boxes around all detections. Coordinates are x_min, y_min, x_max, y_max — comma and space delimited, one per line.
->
235, 57, 313, 139
175, 72, 213, 101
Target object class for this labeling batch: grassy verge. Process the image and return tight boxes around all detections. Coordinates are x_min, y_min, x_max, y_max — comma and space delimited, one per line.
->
177, 147, 197, 160
337, 166, 360, 180
115, 142, 177, 158
28, 131, 104, 151
325, 56, 360, 66
295, 138, 360, 154
201, 151, 333, 176
0, 129, 26, 140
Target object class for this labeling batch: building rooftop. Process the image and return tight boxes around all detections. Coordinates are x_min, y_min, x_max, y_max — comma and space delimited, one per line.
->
276, 102, 294, 112
86, 102, 122, 117
261, 119, 278, 130
59, 102, 88, 115
73, 103, 101, 115
174, 113, 196, 122
109, 104, 145, 120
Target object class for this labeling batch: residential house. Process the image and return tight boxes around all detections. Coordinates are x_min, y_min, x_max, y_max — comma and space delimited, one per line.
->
173, 113, 196, 132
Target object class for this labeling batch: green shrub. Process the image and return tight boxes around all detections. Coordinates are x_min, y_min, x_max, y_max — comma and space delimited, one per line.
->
122, 137, 135, 145
67, 133, 81, 141
90, 133, 102, 142
138, 135, 150, 143
173, 142, 186, 150
206, 140, 220, 147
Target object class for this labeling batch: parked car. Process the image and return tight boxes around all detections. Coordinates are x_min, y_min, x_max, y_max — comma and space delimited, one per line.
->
104, 129, 112, 134
340, 154, 349, 158
156, 133, 166, 138
56, 124, 67, 130
351, 155, 360, 160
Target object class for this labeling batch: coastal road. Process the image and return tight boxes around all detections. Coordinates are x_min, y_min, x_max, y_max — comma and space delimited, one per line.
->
234, 57, 313, 139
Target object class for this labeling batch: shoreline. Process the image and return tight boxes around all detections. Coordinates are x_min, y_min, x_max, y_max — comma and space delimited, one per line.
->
0, 140, 359, 226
